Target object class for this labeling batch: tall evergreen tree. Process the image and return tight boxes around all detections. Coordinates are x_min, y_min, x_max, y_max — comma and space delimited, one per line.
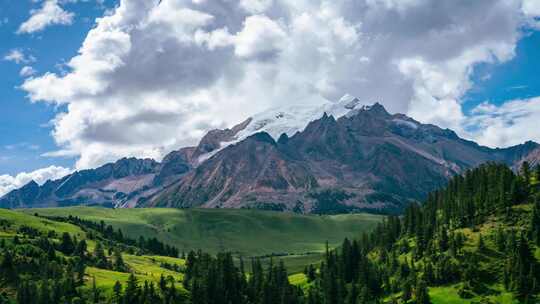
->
91, 276, 101, 304
113, 281, 123, 304
93, 242, 109, 269
530, 197, 540, 246
415, 279, 431, 304
124, 273, 140, 304
59, 232, 75, 255
113, 247, 126, 272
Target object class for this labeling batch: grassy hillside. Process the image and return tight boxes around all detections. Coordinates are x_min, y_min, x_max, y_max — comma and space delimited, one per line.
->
26, 207, 382, 256
380, 203, 535, 304
0, 207, 381, 303
0, 208, 85, 236
299, 163, 540, 304
0, 208, 189, 302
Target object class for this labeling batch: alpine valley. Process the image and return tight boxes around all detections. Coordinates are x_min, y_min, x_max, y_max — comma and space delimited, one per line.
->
2, 95, 539, 214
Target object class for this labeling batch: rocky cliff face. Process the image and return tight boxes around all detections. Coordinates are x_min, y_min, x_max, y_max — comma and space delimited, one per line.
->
2, 99, 539, 213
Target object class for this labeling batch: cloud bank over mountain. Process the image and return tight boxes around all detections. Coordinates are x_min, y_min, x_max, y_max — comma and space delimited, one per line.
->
0, 166, 72, 197
20, 0, 540, 171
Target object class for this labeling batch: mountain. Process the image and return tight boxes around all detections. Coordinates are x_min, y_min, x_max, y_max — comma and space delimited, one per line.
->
191, 94, 369, 164
0, 158, 165, 208
2, 95, 539, 213
0, 95, 369, 210
146, 100, 539, 213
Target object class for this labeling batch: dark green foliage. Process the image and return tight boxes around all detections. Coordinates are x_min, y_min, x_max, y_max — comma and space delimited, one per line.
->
304, 264, 316, 282
113, 281, 122, 303
59, 232, 75, 255
93, 242, 109, 269
477, 233, 485, 252
309, 189, 356, 214
183, 250, 304, 304
530, 196, 540, 245
44, 215, 180, 258
415, 279, 430, 304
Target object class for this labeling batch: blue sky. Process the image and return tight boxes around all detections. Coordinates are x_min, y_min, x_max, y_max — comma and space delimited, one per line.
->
1, 0, 115, 174
463, 30, 540, 113
0, 0, 539, 194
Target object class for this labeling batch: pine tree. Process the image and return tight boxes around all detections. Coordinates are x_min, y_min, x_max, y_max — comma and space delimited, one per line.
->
17, 281, 37, 304
59, 232, 75, 255
74, 239, 87, 260
358, 286, 371, 304
113, 247, 126, 272
424, 262, 434, 284
496, 227, 506, 252
93, 242, 109, 269
91, 276, 101, 303
401, 280, 412, 302
477, 234, 485, 252
74, 257, 86, 284
71, 297, 83, 304
415, 279, 431, 304
530, 197, 540, 246
521, 161, 531, 185
306, 264, 316, 282
37, 279, 50, 304
113, 281, 122, 304
0, 251, 16, 283
439, 227, 449, 252
347, 282, 358, 304
124, 273, 140, 304
159, 273, 167, 294
51, 281, 62, 304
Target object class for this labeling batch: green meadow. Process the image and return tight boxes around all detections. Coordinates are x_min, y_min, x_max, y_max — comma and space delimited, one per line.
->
26, 207, 382, 256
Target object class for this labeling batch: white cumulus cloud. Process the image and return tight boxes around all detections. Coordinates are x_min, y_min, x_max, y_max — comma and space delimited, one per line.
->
19, 0, 540, 171
239, 0, 273, 14
466, 97, 540, 148
523, 0, 540, 17
20, 66, 37, 77
17, 0, 75, 34
4, 49, 36, 64
233, 15, 287, 59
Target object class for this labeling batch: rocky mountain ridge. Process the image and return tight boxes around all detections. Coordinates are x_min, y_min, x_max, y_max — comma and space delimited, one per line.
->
2, 96, 539, 213
147, 102, 540, 213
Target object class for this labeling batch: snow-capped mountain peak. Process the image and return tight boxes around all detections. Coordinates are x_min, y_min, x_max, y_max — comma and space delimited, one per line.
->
197, 94, 370, 163
338, 94, 362, 109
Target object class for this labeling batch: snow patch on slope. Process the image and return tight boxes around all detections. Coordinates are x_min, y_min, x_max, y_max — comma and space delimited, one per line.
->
198, 94, 370, 163
392, 118, 419, 129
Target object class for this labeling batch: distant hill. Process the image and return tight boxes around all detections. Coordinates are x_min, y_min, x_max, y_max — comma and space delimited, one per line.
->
2, 96, 540, 213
